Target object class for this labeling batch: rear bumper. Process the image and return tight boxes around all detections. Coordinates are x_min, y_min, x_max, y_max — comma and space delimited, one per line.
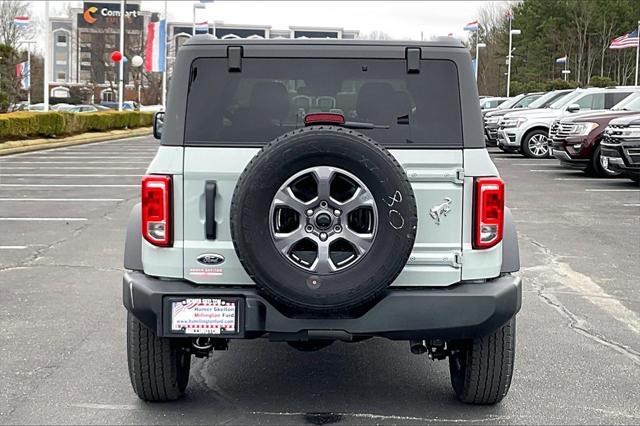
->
123, 270, 522, 341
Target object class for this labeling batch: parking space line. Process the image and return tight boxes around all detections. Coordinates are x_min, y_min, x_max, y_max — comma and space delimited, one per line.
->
554, 178, 603, 181
623, 203, 640, 207
0, 173, 141, 177
585, 189, 640, 192
512, 163, 559, 166
0, 161, 149, 164
530, 169, 563, 172
0, 167, 145, 170
0, 217, 88, 221
0, 245, 27, 249
6, 156, 154, 160
0, 184, 138, 188
0, 198, 124, 201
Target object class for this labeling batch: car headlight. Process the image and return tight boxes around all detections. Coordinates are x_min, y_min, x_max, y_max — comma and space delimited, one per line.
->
619, 126, 640, 138
485, 117, 500, 125
500, 117, 527, 128
570, 122, 599, 136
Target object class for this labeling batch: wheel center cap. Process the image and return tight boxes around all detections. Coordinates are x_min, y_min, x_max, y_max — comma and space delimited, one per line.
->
315, 213, 332, 229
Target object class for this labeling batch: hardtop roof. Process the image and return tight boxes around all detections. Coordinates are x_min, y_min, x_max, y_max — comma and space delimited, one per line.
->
183, 34, 465, 49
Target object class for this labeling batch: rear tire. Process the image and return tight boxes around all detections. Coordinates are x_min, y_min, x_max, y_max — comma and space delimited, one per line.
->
127, 313, 191, 401
448, 318, 515, 405
521, 130, 549, 158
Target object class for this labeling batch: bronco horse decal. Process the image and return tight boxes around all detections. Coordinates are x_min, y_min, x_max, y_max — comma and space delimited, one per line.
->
429, 198, 452, 225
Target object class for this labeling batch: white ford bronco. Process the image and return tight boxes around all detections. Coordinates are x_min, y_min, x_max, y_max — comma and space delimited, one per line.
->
123, 37, 522, 405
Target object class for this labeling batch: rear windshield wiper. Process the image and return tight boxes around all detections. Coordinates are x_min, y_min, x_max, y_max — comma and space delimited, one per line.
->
342, 121, 390, 129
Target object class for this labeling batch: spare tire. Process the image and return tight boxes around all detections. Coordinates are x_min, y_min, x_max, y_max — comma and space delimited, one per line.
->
230, 126, 417, 314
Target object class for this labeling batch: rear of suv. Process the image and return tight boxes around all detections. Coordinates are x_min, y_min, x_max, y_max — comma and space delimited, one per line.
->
123, 38, 522, 405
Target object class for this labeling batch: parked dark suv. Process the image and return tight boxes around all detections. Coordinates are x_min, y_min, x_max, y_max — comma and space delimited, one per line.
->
601, 113, 640, 183
550, 92, 640, 177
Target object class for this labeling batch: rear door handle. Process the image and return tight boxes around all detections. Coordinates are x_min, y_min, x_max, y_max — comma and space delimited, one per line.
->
205, 181, 217, 239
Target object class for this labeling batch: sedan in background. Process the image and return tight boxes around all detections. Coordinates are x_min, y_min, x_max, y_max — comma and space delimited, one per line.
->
480, 96, 509, 112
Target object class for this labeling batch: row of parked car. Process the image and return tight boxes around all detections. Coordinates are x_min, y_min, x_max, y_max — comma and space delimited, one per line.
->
482, 87, 640, 184
9, 101, 140, 113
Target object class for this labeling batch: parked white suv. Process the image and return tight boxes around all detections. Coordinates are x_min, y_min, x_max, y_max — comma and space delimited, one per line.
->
497, 88, 637, 158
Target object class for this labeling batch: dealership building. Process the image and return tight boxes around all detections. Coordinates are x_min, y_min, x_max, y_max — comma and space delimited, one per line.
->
47, 0, 359, 103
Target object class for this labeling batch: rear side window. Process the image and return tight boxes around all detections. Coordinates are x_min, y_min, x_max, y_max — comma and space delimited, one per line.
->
185, 58, 463, 147
605, 92, 632, 108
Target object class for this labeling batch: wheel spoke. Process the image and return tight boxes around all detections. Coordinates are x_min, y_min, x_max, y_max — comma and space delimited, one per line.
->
273, 227, 306, 255
273, 187, 311, 215
312, 241, 337, 274
312, 167, 335, 200
333, 187, 375, 214
342, 227, 374, 255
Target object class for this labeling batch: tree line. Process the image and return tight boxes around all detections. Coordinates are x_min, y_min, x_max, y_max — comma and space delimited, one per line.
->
472, 0, 640, 96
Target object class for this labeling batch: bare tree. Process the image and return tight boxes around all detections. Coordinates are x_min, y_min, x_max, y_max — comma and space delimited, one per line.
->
0, 0, 37, 48
358, 30, 394, 40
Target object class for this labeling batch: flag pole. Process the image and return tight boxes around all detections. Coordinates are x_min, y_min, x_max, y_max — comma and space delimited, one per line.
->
43, 1, 49, 111
475, 26, 479, 81
27, 47, 31, 107
118, 0, 125, 111
161, 0, 167, 109
635, 20, 639, 86
506, 16, 512, 97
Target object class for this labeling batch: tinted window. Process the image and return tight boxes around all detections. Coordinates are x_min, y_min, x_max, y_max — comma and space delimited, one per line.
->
605, 92, 633, 108
185, 58, 462, 147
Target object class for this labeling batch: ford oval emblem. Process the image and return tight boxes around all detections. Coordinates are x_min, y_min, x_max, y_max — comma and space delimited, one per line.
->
196, 254, 225, 265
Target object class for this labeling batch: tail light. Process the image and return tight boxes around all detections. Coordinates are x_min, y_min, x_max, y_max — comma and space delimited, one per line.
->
142, 175, 172, 247
473, 177, 504, 249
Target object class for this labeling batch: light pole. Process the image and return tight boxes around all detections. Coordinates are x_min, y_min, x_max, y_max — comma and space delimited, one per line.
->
118, 0, 125, 111
19, 40, 36, 108
193, 3, 206, 36
506, 28, 520, 97
43, 1, 49, 111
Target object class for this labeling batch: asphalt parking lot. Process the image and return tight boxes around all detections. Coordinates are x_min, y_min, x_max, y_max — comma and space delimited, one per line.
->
1, 136, 639, 424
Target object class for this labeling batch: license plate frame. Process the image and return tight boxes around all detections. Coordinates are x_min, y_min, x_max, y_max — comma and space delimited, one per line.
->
165, 297, 242, 336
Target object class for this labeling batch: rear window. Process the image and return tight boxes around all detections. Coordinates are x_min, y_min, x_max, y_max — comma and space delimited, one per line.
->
185, 58, 462, 147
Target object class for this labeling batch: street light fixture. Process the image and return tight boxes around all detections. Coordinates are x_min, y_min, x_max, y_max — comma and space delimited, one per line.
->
506, 28, 521, 97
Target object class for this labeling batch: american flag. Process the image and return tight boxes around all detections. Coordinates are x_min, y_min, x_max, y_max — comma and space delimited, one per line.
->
609, 30, 639, 49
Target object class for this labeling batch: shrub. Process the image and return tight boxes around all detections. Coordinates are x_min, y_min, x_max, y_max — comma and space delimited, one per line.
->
588, 76, 618, 88
0, 111, 154, 141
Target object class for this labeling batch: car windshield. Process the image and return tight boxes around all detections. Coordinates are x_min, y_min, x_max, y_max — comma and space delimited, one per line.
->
528, 91, 567, 109
548, 91, 582, 109
512, 93, 542, 108
495, 96, 522, 110
611, 93, 640, 111
185, 58, 463, 147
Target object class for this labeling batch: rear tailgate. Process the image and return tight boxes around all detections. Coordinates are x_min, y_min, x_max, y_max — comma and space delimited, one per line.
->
182, 148, 463, 286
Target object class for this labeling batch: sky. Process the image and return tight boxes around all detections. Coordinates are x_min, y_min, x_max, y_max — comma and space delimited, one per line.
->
24, 0, 497, 50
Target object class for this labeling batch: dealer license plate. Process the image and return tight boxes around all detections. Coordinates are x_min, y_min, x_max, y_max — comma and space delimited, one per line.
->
171, 298, 237, 335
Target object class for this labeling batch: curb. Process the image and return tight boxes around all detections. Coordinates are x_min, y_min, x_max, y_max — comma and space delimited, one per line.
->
0, 127, 153, 156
